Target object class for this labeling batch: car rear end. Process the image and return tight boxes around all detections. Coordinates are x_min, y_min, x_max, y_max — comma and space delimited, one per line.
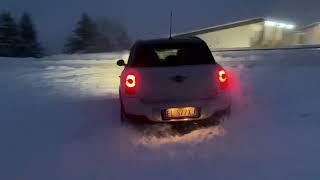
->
119, 38, 231, 123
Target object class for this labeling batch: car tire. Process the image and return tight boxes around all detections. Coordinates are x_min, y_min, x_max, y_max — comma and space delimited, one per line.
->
218, 105, 232, 124
207, 105, 231, 125
120, 100, 127, 124
224, 105, 232, 118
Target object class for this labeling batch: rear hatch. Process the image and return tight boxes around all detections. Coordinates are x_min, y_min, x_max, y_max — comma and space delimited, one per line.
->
128, 65, 219, 102
124, 38, 220, 103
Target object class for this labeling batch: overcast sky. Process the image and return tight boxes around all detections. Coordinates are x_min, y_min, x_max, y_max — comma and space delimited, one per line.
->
2, 0, 320, 53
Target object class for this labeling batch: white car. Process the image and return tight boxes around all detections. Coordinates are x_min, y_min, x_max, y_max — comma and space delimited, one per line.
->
117, 37, 231, 125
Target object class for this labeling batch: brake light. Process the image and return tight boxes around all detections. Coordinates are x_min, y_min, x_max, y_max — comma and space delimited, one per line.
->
219, 69, 227, 83
125, 74, 136, 88
124, 74, 136, 95
217, 68, 228, 89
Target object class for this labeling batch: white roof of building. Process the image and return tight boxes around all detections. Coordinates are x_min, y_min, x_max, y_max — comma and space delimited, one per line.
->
175, 17, 265, 37
299, 22, 320, 30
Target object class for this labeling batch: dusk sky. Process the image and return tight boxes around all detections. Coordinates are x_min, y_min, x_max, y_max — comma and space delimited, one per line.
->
2, 0, 319, 53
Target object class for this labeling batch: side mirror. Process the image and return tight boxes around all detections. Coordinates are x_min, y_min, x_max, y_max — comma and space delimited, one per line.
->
117, 59, 126, 66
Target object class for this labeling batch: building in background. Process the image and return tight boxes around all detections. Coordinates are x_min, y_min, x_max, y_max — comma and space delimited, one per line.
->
290, 31, 304, 45
175, 18, 298, 50
176, 18, 264, 49
299, 23, 320, 45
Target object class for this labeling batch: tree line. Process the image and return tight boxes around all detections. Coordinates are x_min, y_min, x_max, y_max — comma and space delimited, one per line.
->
0, 12, 43, 57
0, 11, 131, 57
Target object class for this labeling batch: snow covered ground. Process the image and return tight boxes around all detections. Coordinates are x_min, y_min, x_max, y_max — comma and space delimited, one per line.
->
1, 49, 320, 179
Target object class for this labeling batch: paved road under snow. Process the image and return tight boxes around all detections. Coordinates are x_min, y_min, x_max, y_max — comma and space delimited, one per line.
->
1, 50, 320, 180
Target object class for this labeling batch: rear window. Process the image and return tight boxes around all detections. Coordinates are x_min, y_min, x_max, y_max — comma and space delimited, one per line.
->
128, 42, 215, 67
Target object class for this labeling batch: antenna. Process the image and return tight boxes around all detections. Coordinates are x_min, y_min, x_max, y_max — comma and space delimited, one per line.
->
169, 11, 173, 39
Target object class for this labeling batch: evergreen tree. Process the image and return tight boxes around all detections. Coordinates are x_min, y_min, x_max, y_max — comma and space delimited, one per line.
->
64, 13, 99, 53
0, 12, 20, 57
19, 12, 43, 57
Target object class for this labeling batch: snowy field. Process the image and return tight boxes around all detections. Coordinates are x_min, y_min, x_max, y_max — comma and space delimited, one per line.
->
1, 49, 320, 179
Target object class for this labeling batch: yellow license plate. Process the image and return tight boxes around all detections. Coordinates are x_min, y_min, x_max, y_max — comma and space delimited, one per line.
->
162, 107, 200, 120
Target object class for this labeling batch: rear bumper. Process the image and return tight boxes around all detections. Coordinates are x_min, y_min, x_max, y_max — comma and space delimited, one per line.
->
125, 107, 230, 125
121, 94, 231, 122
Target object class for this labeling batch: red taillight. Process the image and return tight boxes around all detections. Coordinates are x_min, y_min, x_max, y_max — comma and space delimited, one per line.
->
217, 68, 228, 89
124, 74, 136, 95
219, 69, 227, 83
125, 74, 136, 88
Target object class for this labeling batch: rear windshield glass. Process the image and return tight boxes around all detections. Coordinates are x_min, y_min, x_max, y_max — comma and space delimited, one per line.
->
129, 42, 215, 67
